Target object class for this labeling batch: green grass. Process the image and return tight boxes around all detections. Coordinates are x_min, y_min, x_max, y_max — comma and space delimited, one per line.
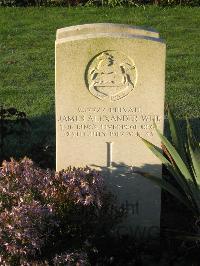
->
0, 6, 199, 164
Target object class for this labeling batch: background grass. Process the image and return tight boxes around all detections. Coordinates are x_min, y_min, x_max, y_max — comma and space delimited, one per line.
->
0, 6, 199, 166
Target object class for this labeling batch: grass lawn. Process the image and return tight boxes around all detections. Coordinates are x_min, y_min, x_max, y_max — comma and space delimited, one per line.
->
0, 6, 200, 165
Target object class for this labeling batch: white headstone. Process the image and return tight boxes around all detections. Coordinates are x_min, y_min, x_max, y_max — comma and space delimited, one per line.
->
55, 23, 166, 237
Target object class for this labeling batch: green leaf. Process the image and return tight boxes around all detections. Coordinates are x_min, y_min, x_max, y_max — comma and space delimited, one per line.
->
155, 125, 200, 213
187, 120, 200, 185
175, 235, 200, 241
168, 107, 187, 163
164, 229, 200, 241
140, 136, 193, 200
155, 125, 194, 184
134, 171, 195, 213
187, 181, 200, 214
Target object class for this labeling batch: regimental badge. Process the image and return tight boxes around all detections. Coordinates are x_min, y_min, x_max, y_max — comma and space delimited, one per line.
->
86, 50, 137, 102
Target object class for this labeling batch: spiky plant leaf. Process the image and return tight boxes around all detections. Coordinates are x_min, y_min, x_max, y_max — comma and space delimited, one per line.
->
156, 124, 200, 214
187, 120, 200, 185
135, 171, 195, 213
154, 125, 194, 184
175, 235, 200, 241
168, 108, 187, 163
187, 181, 200, 214
140, 136, 193, 200
139, 112, 200, 217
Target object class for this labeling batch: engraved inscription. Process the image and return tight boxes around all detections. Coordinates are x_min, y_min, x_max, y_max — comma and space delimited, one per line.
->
58, 106, 162, 139
86, 50, 137, 102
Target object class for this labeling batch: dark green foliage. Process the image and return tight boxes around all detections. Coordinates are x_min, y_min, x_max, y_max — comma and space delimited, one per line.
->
0, 0, 199, 6
0, 0, 88, 7
28, 136, 55, 168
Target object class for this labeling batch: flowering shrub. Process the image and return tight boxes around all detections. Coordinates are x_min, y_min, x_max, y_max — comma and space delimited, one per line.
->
0, 201, 56, 264
0, 157, 104, 210
45, 166, 104, 209
0, 157, 114, 265
53, 250, 90, 266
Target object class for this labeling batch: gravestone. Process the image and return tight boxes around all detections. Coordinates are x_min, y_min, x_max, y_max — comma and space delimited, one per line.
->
55, 23, 166, 237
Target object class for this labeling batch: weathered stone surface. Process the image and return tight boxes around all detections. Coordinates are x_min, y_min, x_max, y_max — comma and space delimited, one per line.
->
56, 23, 159, 39
55, 25, 166, 237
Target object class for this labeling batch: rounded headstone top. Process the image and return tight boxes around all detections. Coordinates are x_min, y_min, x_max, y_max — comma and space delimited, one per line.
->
56, 23, 159, 40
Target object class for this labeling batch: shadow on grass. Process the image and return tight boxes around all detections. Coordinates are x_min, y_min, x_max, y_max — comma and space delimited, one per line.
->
0, 113, 55, 169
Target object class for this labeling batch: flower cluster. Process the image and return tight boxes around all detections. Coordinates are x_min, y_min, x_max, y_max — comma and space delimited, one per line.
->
0, 158, 48, 210
53, 251, 90, 266
45, 166, 104, 209
0, 157, 105, 264
0, 158, 104, 210
0, 201, 56, 257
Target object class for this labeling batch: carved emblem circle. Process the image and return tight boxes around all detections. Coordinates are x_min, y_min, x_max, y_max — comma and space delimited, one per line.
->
86, 50, 137, 102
